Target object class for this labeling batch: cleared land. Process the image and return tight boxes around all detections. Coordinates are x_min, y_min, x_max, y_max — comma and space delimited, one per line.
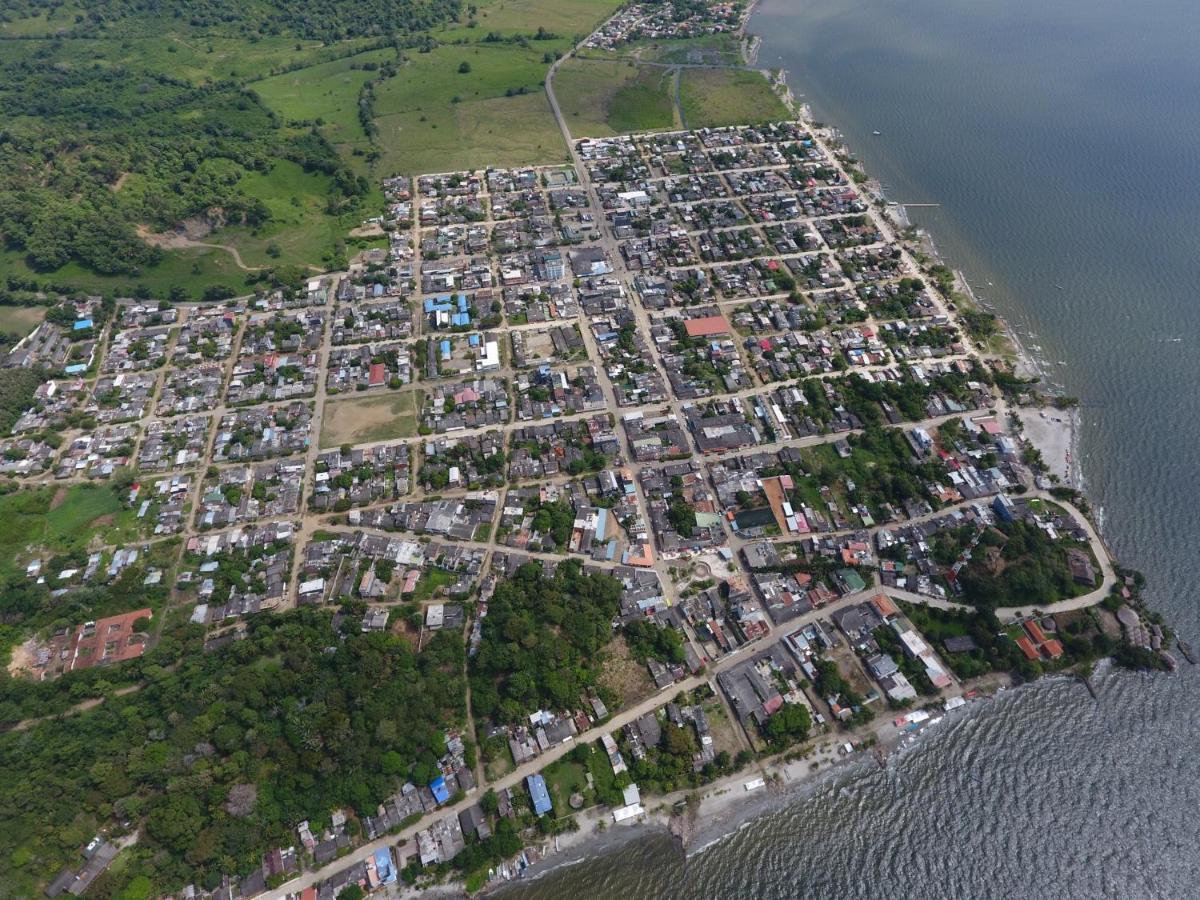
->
0, 305, 45, 340
320, 391, 420, 448
127, 158, 364, 274
553, 58, 675, 136
679, 68, 790, 128
626, 33, 744, 65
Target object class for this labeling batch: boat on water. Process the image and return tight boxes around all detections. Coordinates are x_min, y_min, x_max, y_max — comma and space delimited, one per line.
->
872, 130, 881, 135
1178, 639, 1197, 664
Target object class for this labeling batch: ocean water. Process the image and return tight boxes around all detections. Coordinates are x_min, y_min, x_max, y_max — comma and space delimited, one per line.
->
504, 0, 1200, 895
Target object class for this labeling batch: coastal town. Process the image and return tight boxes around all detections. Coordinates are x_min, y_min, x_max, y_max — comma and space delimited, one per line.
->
0, 2, 1181, 899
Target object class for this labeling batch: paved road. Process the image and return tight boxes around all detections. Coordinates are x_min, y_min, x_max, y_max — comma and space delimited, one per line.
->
258, 581, 903, 900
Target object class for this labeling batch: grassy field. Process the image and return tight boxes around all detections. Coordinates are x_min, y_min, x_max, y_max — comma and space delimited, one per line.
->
680, 68, 790, 128
374, 91, 568, 174
0, 246, 251, 302
253, 48, 396, 143
412, 567, 457, 602
542, 758, 590, 814
553, 58, 675, 137
0, 306, 45, 340
320, 390, 420, 447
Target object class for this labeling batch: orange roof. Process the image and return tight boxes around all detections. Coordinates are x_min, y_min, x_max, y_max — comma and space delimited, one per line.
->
684, 315, 730, 338
1042, 639, 1064, 659
625, 542, 655, 567
869, 594, 900, 619
1024, 620, 1049, 644
1015, 635, 1040, 661
67, 608, 152, 672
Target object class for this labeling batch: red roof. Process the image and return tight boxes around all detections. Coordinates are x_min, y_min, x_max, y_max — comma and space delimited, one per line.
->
1042, 639, 1064, 659
368, 362, 387, 386
1024, 620, 1049, 644
1015, 635, 1040, 661
684, 315, 730, 338
759, 338, 772, 350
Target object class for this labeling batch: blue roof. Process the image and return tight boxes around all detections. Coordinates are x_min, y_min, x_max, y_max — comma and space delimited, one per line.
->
451, 312, 471, 327
64, 364, 88, 374
527, 774, 552, 816
605, 539, 618, 561
374, 849, 396, 884
73, 319, 93, 330
373, 283, 385, 296
468, 334, 480, 347
457, 296, 469, 312
430, 776, 450, 805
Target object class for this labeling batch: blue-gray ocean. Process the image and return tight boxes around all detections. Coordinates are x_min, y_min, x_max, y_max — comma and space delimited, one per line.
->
504, 0, 1200, 895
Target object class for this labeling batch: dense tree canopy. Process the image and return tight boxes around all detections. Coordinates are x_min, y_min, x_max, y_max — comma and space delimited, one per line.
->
0, 0, 463, 41
0, 609, 465, 895
469, 561, 623, 723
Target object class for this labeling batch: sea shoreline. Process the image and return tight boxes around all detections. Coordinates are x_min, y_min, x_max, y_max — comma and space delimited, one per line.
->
485, 672, 1017, 894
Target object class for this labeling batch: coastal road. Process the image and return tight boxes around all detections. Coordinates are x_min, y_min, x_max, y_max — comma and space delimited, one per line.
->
257, 580, 920, 899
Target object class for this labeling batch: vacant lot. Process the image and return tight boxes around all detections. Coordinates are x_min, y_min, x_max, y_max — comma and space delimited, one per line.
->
627, 33, 743, 66
0, 305, 44, 340
680, 68, 790, 128
375, 91, 567, 175
320, 390, 421, 447
553, 58, 675, 136
0, 485, 132, 580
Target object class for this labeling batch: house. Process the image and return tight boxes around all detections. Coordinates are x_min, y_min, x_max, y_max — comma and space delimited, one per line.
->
1066, 548, 1096, 586
527, 774, 553, 816
458, 804, 491, 841
683, 315, 730, 338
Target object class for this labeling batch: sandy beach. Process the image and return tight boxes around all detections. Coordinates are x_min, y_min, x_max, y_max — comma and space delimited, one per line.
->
1017, 406, 1078, 486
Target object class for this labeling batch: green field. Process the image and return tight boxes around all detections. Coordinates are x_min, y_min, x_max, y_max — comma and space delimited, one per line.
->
254, 48, 396, 142
320, 390, 421, 447
0, 305, 45, 341
375, 91, 568, 174
553, 58, 676, 137
679, 68, 790, 128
